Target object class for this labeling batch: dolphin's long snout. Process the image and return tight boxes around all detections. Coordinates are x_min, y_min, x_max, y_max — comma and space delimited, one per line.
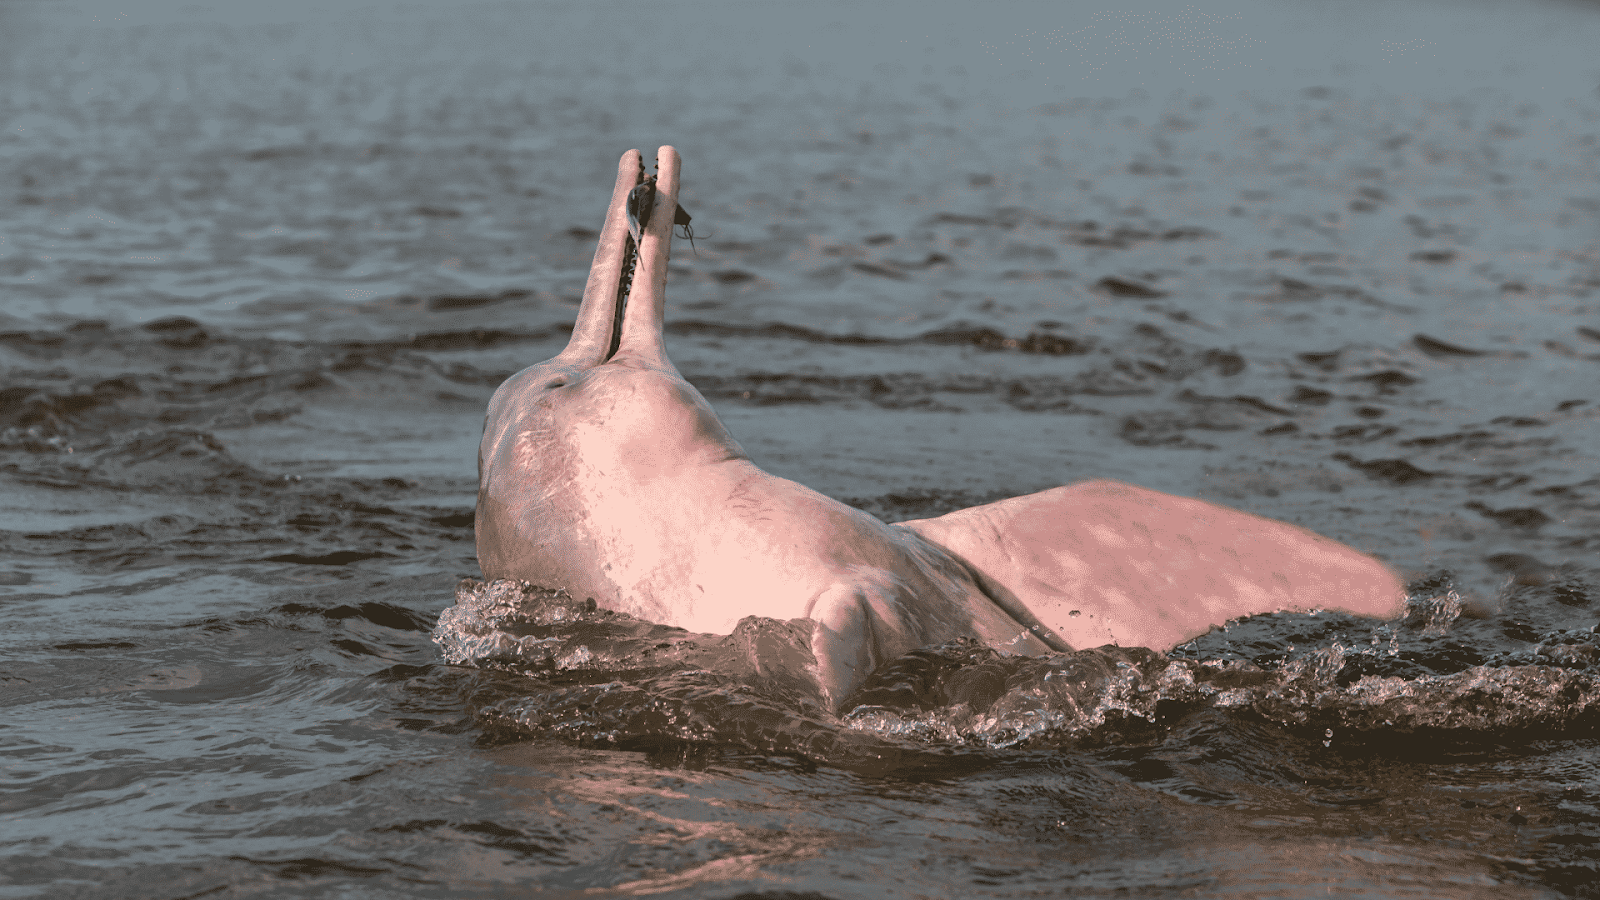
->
612, 146, 679, 369
556, 146, 680, 372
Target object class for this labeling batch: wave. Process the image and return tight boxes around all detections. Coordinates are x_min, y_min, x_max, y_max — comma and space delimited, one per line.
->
434, 577, 1600, 771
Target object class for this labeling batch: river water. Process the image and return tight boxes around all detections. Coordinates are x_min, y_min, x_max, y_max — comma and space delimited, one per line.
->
3, 1, 1598, 896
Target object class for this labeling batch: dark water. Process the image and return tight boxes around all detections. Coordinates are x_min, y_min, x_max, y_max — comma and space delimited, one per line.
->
3, 1, 1599, 896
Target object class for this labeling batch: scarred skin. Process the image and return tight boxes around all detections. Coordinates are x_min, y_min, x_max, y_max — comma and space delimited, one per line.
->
475, 146, 1408, 710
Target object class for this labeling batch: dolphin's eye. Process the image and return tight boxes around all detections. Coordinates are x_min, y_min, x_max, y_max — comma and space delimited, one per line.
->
545, 380, 566, 389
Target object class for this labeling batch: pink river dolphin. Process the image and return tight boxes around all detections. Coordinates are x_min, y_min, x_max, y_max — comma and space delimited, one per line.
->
474, 146, 1407, 709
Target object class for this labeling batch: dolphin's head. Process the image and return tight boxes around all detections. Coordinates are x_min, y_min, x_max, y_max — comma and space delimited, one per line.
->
476, 147, 750, 538
474, 147, 756, 581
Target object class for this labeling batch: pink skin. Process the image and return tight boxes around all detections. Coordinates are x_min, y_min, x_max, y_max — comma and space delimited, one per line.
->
475, 146, 1408, 710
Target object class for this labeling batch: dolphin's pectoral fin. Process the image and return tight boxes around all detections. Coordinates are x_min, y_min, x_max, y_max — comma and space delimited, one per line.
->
896, 479, 1408, 654
807, 585, 883, 712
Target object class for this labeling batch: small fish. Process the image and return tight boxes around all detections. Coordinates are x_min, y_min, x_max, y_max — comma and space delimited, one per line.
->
625, 176, 656, 246
627, 174, 699, 253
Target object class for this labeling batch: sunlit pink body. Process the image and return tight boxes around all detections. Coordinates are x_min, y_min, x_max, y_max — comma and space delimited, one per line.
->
475, 147, 1407, 708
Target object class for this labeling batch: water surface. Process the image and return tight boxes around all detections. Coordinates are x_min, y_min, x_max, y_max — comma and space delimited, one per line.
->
3, 1, 1599, 896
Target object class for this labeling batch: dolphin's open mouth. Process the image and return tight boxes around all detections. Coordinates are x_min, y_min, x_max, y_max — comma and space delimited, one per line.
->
605, 169, 695, 363
557, 147, 687, 372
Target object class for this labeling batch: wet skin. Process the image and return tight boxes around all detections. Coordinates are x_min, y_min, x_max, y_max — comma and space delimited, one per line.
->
475, 146, 1407, 709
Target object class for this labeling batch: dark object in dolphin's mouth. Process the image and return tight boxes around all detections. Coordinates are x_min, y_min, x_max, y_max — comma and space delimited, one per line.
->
624, 173, 695, 248
609, 173, 699, 362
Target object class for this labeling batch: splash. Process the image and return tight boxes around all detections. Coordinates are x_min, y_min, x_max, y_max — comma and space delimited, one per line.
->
434, 579, 1600, 765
